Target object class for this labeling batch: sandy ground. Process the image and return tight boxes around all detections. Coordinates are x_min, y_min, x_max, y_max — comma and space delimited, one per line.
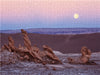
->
1, 33, 100, 53
0, 51, 100, 75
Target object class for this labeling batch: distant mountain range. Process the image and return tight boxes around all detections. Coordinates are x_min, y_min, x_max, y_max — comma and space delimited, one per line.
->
0, 28, 100, 34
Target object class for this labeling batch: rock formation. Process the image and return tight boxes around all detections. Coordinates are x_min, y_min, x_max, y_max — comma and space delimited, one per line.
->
1, 29, 62, 65
21, 29, 32, 50
0, 50, 18, 66
67, 57, 74, 64
67, 46, 94, 64
80, 46, 92, 63
42, 45, 62, 64
1, 29, 95, 65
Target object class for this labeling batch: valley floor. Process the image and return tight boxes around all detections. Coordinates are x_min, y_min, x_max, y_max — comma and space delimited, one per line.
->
0, 52, 100, 75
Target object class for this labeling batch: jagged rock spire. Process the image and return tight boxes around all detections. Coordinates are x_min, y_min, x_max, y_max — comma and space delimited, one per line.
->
8, 36, 15, 50
21, 29, 31, 50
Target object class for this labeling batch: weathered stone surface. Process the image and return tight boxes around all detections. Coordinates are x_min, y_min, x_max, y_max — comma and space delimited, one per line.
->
67, 46, 95, 64
80, 46, 92, 63
8, 36, 16, 51
42, 45, 62, 64
0, 50, 18, 66
1, 29, 62, 65
21, 29, 32, 50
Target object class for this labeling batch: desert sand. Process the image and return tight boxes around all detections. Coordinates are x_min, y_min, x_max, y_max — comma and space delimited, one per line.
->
0, 33, 100, 53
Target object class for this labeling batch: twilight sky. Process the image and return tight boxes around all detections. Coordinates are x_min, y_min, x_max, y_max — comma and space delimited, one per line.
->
0, 0, 100, 30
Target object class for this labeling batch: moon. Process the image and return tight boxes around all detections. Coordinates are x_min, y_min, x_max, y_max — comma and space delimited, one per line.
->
74, 13, 79, 19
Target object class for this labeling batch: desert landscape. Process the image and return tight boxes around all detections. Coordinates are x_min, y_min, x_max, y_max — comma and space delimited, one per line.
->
1, 0, 100, 75
0, 29, 100, 75
1, 28, 100, 53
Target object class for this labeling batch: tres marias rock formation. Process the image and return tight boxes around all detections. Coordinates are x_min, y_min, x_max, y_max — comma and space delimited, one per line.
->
1, 29, 62, 65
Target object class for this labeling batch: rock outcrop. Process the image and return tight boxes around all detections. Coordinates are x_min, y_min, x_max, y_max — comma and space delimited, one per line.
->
0, 50, 18, 66
80, 46, 91, 63
2, 29, 62, 65
67, 46, 96, 65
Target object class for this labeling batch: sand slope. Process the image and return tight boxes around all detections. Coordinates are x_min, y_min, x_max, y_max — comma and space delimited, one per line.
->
0, 33, 100, 53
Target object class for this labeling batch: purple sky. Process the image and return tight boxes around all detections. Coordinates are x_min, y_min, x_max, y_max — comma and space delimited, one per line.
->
1, 0, 100, 30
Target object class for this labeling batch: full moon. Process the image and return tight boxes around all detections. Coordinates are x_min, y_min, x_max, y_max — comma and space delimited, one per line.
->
74, 13, 79, 19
